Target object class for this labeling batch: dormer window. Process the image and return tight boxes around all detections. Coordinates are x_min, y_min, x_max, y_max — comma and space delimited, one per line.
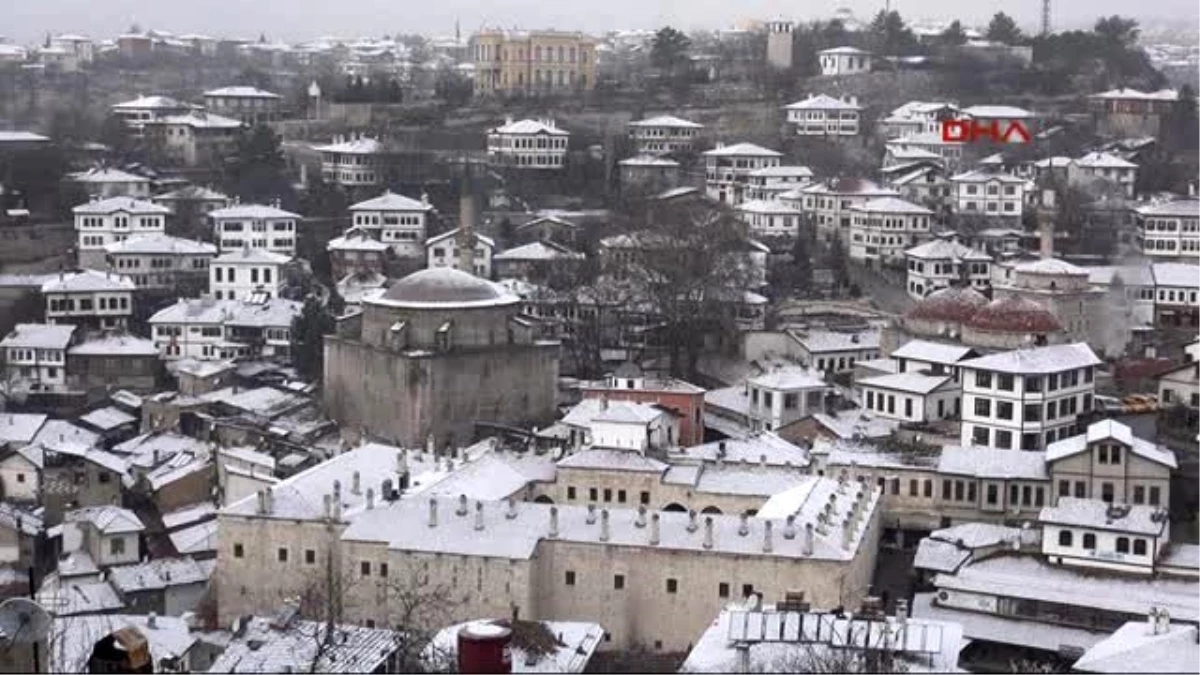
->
435, 321, 452, 352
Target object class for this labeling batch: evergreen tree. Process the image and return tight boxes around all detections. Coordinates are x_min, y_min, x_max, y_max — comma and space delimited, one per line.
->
986, 12, 1022, 44
791, 235, 814, 291
939, 21, 968, 47
290, 295, 335, 382
650, 26, 692, 76
223, 125, 292, 203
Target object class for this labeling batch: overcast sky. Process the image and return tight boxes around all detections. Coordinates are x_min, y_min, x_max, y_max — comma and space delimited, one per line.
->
5, 0, 1196, 44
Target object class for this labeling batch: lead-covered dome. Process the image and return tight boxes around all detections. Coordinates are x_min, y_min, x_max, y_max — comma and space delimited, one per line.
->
375, 268, 519, 308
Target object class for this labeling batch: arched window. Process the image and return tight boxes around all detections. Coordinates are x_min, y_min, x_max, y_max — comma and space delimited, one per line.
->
700, 506, 723, 515
662, 503, 687, 513
1083, 533, 1096, 549
1058, 530, 1073, 547
1133, 539, 1147, 556
1116, 536, 1130, 554
534, 495, 554, 504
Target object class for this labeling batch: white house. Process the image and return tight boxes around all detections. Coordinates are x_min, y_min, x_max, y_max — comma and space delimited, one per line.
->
787, 178, 900, 238
149, 296, 300, 361
486, 118, 570, 169
1069, 152, 1138, 198
314, 135, 387, 188
0, 324, 75, 389
736, 199, 804, 239
49, 34, 95, 64
209, 247, 290, 301
41, 270, 136, 330
745, 365, 827, 432
884, 133, 964, 169
627, 115, 704, 155
110, 95, 194, 134
1040, 499, 1169, 575
858, 371, 960, 423
959, 343, 1100, 451
890, 339, 979, 383
142, 111, 243, 167
1136, 198, 1199, 260
949, 170, 1030, 220
202, 86, 283, 125
103, 234, 217, 291
74, 196, 169, 268
1158, 361, 1198, 410
904, 238, 993, 299
425, 229, 495, 278
63, 506, 145, 569
209, 202, 300, 255
783, 94, 862, 136
348, 191, 432, 258
847, 196, 934, 263
817, 47, 872, 76
743, 166, 814, 202
68, 168, 153, 199
878, 101, 961, 139
702, 142, 783, 205
792, 329, 882, 374
884, 164, 952, 208
1045, 419, 1177, 509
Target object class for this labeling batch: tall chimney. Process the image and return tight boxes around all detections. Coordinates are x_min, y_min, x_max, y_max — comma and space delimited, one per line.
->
548, 506, 559, 538
366, 488, 375, 510
763, 520, 774, 553
457, 165, 477, 275
650, 513, 660, 545
703, 517, 714, 549
635, 505, 647, 528
842, 517, 854, 550
428, 498, 438, 528
600, 509, 610, 542
686, 509, 699, 532
506, 496, 518, 519
457, 494, 469, 516
474, 501, 485, 531
783, 515, 797, 539
586, 503, 597, 524
803, 522, 814, 556
352, 471, 361, 494
738, 513, 750, 537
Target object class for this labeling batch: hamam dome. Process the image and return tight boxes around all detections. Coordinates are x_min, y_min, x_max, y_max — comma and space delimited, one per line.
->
373, 267, 519, 309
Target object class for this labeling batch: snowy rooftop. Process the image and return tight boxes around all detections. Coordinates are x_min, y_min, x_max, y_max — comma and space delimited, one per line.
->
312, 135, 385, 153
674, 434, 810, 469
703, 142, 782, 158
557, 448, 669, 473
737, 199, 803, 214
207, 616, 402, 673
618, 155, 681, 167
0, 323, 75, 350
169, 519, 218, 556
1090, 87, 1179, 101
344, 478, 877, 561
1075, 151, 1138, 169
810, 409, 900, 441
427, 620, 604, 673
0, 412, 48, 445
490, 118, 570, 135
209, 203, 300, 220
949, 169, 1027, 184
1046, 419, 1176, 469
348, 190, 430, 211
961, 104, 1035, 119
904, 239, 991, 262
681, 605, 965, 674
958, 343, 1100, 374
1151, 262, 1200, 288
205, 85, 281, 98
784, 94, 862, 111
104, 233, 217, 256
149, 111, 244, 129
937, 445, 1047, 480
494, 240, 584, 261
38, 580, 124, 617
1072, 620, 1199, 674
628, 114, 704, 129
748, 365, 826, 390
1013, 257, 1088, 276
69, 168, 152, 184
65, 505, 145, 534
789, 328, 881, 354
816, 437, 941, 471
108, 557, 215, 593
79, 406, 138, 431
42, 269, 136, 293
673, 463, 808, 497
204, 386, 307, 417
850, 197, 934, 215
213, 246, 292, 265
891, 339, 978, 365
800, 178, 897, 197
160, 501, 216, 530
69, 334, 158, 357
1038, 498, 1167, 536
858, 371, 952, 395
112, 94, 189, 110
1135, 197, 1198, 218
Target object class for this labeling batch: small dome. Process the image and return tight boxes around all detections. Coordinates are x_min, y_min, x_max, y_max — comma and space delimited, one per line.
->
376, 268, 518, 308
1013, 258, 1087, 276
967, 296, 1062, 333
905, 286, 988, 323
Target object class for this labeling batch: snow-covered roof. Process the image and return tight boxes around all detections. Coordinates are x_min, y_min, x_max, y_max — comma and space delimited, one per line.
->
748, 365, 825, 390
152, 185, 230, 202
1135, 198, 1198, 218
428, 620, 604, 673
66, 505, 145, 534
891, 340, 978, 365
914, 538, 971, 574
673, 434, 810, 469
0, 413, 48, 445
937, 445, 1047, 480
79, 406, 138, 431
112, 94, 189, 110
103, 233, 217, 256
810, 409, 900, 441
0, 131, 50, 143
1090, 87, 1179, 101
348, 190, 431, 211
424, 228, 497, 247
204, 85, 281, 98
148, 297, 234, 325
371, 266, 517, 311
618, 155, 680, 167
108, 557, 215, 593
213, 246, 292, 265
0, 323, 75, 350
1151, 262, 1200, 288
50, 614, 196, 673
851, 196, 932, 215
1072, 620, 1199, 674
857, 371, 952, 395
147, 111, 244, 129
949, 169, 1027, 184
904, 239, 991, 261
490, 118, 570, 135
959, 343, 1100, 374
37, 580, 124, 617
558, 447, 669, 473
628, 115, 704, 129
160, 501, 216, 530
1012, 257, 1088, 277
209, 203, 300, 220
208, 616, 401, 674
69, 167, 152, 184
1074, 151, 1138, 169
747, 165, 814, 179
784, 94, 862, 111
42, 269, 135, 293
737, 199, 802, 215
1045, 419, 1177, 469
204, 386, 305, 418
494, 240, 584, 261
73, 195, 167, 215
703, 142, 782, 158
961, 104, 1035, 119
1085, 264, 1154, 288
815, 436, 941, 471
168, 519, 218, 556
1039, 498, 1167, 536
789, 328, 881, 354
344, 477, 876, 562
818, 46, 871, 55
312, 136, 385, 153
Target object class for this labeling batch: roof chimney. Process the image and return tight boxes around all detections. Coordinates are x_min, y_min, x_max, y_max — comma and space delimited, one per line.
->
783, 514, 797, 539
686, 509, 698, 533
763, 520, 774, 553
703, 516, 714, 549
256, 490, 267, 514
323, 494, 332, 520
147, 612, 157, 629
474, 501, 485, 531
650, 513, 660, 545
428, 498, 438, 528
506, 496, 518, 519
366, 488, 374, 510
599, 509, 610, 541
586, 503, 597, 524
548, 506, 559, 538
635, 505, 647, 528
264, 488, 273, 514
841, 516, 854, 550
456, 494, 469, 516
351, 470, 361, 494
803, 522, 814, 555
738, 513, 750, 537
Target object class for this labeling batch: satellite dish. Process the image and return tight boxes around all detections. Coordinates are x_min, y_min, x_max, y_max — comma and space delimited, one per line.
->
0, 598, 53, 643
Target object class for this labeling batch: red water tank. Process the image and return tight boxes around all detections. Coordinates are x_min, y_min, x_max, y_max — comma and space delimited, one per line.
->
457, 622, 513, 674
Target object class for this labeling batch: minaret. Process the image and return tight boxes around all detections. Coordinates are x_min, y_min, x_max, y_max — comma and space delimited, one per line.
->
457, 164, 476, 275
